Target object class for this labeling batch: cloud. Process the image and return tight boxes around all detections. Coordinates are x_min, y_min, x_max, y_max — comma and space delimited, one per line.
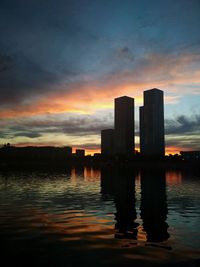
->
0, 113, 113, 140
0, 0, 200, 155
0, 0, 102, 107
165, 114, 200, 151
1, 0, 200, 117
165, 114, 200, 135
1, 0, 200, 116
73, 143, 100, 150
115, 46, 134, 62
1, 112, 199, 153
13, 132, 42, 139
0, 48, 199, 119
0, 51, 60, 106
0, 54, 14, 72
165, 136, 200, 152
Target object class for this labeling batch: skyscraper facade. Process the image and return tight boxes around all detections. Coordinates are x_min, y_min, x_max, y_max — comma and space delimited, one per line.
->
114, 96, 135, 155
101, 129, 115, 155
140, 88, 165, 156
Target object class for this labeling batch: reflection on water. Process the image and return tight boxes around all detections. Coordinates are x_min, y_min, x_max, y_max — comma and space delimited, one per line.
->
101, 168, 170, 243
140, 170, 169, 242
166, 171, 182, 185
101, 168, 138, 239
0, 167, 199, 266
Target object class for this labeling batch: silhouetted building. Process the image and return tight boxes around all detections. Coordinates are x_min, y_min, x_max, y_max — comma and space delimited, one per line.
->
65, 146, 72, 156
140, 170, 169, 242
140, 88, 165, 156
101, 129, 114, 155
93, 153, 101, 158
180, 151, 200, 160
75, 149, 85, 157
0, 146, 72, 161
114, 96, 135, 155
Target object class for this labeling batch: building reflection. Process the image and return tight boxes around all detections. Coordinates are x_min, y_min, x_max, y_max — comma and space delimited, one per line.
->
100, 167, 115, 197
101, 167, 138, 239
71, 166, 84, 178
101, 167, 170, 242
166, 171, 182, 185
140, 170, 169, 242
84, 167, 101, 181
71, 167, 101, 180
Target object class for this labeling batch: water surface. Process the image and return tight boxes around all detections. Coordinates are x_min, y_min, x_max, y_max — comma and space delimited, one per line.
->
0, 167, 199, 266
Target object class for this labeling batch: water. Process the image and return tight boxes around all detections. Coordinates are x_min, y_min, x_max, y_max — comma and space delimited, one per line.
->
0, 167, 199, 266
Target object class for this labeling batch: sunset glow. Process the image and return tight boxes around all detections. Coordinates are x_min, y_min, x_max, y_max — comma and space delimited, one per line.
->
0, 0, 199, 154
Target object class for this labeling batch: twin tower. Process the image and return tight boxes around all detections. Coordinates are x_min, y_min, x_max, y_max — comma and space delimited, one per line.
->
101, 88, 165, 156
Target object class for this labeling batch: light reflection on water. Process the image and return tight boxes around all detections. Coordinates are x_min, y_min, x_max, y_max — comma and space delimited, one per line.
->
0, 167, 199, 266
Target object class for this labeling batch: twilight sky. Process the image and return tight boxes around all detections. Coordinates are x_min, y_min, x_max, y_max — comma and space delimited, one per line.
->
0, 0, 200, 154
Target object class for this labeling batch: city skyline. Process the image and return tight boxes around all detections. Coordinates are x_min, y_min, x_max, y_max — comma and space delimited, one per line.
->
0, 0, 200, 155
101, 96, 135, 156
102, 89, 165, 157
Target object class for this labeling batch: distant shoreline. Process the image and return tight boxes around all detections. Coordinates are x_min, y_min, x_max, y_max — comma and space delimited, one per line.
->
0, 158, 199, 172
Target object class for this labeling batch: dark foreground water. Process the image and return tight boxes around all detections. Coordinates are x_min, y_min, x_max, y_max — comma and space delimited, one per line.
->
0, 167, 199, 267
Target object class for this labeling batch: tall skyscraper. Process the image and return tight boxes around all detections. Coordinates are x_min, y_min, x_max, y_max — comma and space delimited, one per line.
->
101, 129, 115, 155
114, 96, 135, 155
140, 88, 165, 156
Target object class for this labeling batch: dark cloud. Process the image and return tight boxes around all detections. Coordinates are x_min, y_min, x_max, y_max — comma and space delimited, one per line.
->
0, 114, 113, 139
0, 0, 100, 107
0, 54, 14, 72
165, 137, 199, 151
165, 115, 200, 135
165, 114, 200, 150
1, 113, 199, 139
0, 42, 69, 106
116, 46, 134, 62
0, 0, 200, 109
13, 132, 42, 138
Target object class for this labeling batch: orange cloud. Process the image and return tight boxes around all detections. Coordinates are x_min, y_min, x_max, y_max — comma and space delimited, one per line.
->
0, 79, 185, 119
165, 146, 182, 155
0, 51, 199, 122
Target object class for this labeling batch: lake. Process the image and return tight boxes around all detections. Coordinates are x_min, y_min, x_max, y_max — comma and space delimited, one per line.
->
0, 166, 199, 266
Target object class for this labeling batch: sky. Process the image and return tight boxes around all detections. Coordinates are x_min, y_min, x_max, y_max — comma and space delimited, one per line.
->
0, 0, 200, 154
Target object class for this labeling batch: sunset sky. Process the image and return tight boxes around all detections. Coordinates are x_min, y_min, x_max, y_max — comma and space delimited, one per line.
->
0, 0, 200, 154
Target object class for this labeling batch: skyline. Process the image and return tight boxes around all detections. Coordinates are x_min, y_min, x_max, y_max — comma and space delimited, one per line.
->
0, 0, 200, 155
